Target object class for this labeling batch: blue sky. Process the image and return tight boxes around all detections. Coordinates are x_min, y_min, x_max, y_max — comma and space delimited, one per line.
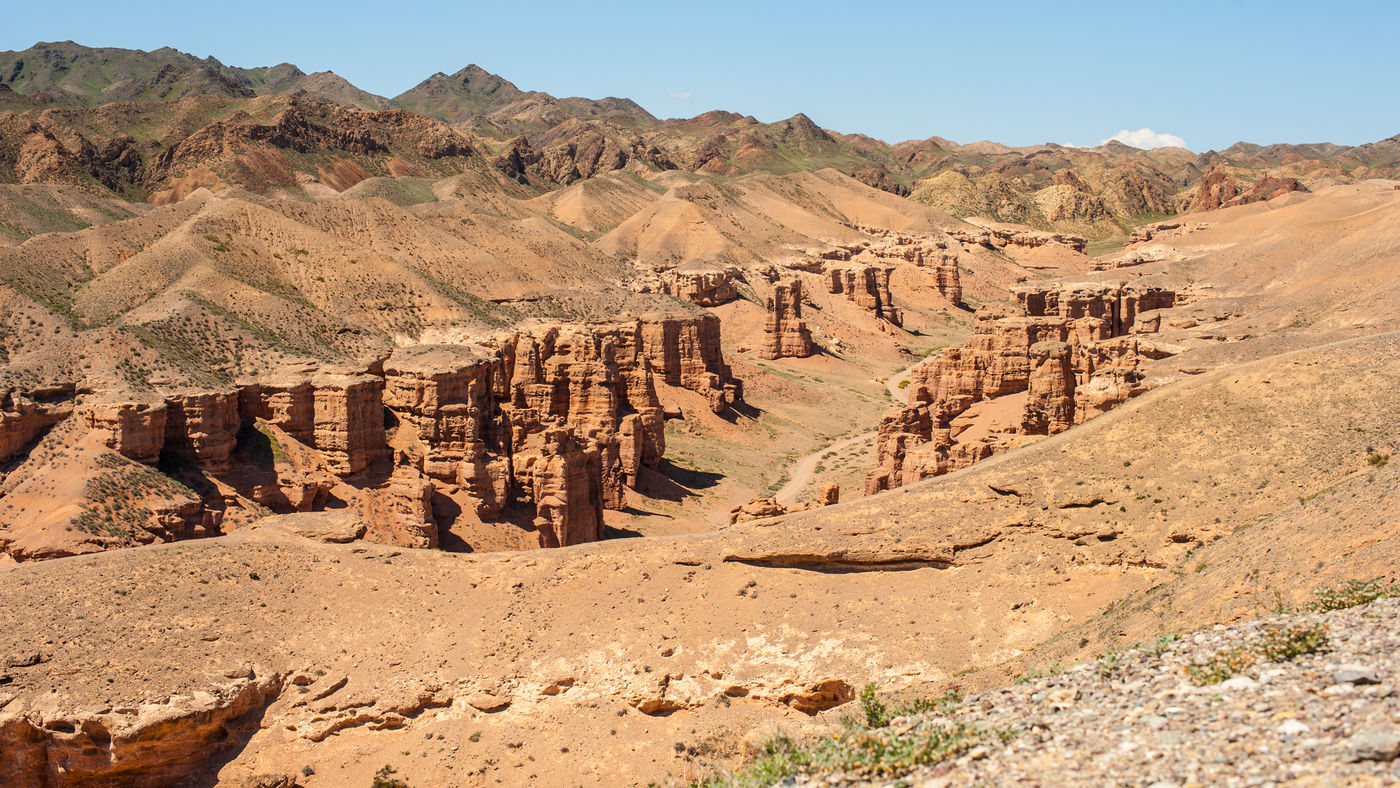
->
4, 0, 1397, 151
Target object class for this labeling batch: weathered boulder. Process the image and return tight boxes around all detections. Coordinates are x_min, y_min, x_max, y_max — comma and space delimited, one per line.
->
729, 497, 788, 525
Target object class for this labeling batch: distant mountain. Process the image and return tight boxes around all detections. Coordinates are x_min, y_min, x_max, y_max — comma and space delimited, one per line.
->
0, 41, 387, 110
2, 42, 1398, 238
393, 64, 656, 135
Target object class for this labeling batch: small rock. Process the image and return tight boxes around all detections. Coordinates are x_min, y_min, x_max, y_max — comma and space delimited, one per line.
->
1332, 666, 1381, 686
467, 692, 510, 712
1141, 714, 1168, 730
1277, 719, 1310, 736
1220, 677, 1260, 691
1347, 729, 1400, 762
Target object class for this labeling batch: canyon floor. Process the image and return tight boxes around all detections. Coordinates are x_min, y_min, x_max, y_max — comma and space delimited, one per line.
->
1, 176, 1399, 786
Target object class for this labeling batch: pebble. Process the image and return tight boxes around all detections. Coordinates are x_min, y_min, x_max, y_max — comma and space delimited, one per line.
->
793, 597, 1400, 787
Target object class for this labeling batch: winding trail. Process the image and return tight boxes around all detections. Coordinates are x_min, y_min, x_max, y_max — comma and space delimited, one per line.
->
773, 359, 923, 507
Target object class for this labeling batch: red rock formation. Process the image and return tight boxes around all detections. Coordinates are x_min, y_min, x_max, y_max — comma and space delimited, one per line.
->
239, 379, 315, 444
828, 265, 904, 326
84, 400, 168, 464
759, 280, 814, 359
660, 266, 741, 306
361, 469, 438, 549
311, 373, 390, 477
868, 281, 1176, 494
841, 225, 963, 305
1227, 176, 1305, 207
0, 386, 73, 462
1183, 171, 1303, 213
525, 427, 604, 547
382, 345, 497, 483
1022, 341, 1076, 435
635, 313, 742, 412
817, 482, 840, 506
931, 252, 962, 305
1016, 281, 1176, 337
729, 497, 788, 525
5, 311, 742, 558
950, 226, 1088, 254
164, 390, 240, 472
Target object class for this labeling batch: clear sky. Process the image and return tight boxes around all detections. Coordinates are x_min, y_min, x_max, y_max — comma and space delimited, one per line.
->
4, 0, 1397, 151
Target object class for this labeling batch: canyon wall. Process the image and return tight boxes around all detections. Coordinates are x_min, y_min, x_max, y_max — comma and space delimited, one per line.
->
866, 281, 1175, 494
1, 314, 741, 560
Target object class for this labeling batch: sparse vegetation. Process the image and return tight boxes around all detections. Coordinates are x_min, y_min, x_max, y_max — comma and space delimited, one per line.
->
1308, 577, 1398, 612
371, 765, 409, 788
1367, 452, 1390, 467
1186, 622, 1329, 684
687, 725, 984, 788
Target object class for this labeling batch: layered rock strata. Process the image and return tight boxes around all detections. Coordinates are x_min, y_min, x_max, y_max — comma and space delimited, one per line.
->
759, 280, 814, 359
827, 265, 904, 326
837, 225, 964, 304
0, 385, 74, 462
866, 282, 1176, 494
950, 226, 1088, 254
2, 314, 740, 558
658, 266, 741, 306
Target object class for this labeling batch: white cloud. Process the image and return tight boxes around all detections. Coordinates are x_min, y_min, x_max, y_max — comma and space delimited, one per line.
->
1101, 128, 1189, 150
666, 90, 693, 102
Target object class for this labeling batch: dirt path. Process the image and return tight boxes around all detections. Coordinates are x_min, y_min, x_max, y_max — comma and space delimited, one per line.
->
774, 360, 922, 507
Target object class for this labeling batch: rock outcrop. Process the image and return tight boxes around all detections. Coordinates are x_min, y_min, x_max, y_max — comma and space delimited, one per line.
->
84, 400, 169, 464
866, 281, 1176, 494
1, 314, 741, 558
0, 385, 74, 462
759, 280, 814, 359
950, 226, 1088, 254
840, 225, 963, 305
728, 485, 840, 525
827, 265, 903, 326
634, 314, 742, 412
0, 671, 282, 788
659, 266, 741, 306
1183, 170, 1306, 213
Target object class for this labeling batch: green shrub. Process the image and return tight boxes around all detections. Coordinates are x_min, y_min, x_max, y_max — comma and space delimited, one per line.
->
1367, 452, 1390, 467
371, 765, 408, 788
1187, 622, 1329, 684
1309, 577, 1397, 611
859, 682, 888, 728
690, 725, 981, 787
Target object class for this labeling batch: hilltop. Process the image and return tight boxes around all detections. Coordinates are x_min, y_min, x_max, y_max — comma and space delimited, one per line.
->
4, 43, 1400, 240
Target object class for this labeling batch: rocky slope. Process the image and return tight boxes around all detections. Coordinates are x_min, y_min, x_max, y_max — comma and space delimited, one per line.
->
763, 596, 1400, 788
